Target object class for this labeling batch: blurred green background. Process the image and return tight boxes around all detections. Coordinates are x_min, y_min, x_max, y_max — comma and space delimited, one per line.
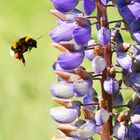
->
0, 0, 134, 140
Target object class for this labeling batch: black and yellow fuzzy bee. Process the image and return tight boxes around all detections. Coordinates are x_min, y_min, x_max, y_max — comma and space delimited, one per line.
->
10, 36, 37, 64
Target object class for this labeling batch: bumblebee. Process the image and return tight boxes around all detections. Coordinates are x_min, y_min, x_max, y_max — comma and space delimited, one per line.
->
10, 36, 37, 64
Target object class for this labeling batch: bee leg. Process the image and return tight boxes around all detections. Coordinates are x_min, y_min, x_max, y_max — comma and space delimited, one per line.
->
19, 55, 26, 65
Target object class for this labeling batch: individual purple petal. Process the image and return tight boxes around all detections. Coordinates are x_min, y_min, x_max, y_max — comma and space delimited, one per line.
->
50, 107, 78, 123
49, 22, 77, 42
133, 104, 140, 114
103, 77, 119, 95
117, 52, 132, 71
131, 114, 140, 125
57, 52, 84, 70
85, 40, 96, 61
73, 27, 91, 45
128, 73, 140, 90
132, 32, 140, 44
82, 0, 96, 15
101, 0, 108, 6
65, 9, 83, 21
116, 32, 124, 44
73, 80, 92, 97
128, 20, 140, 33
135, 54, 140, 63
53, 62, 75, 73
118, 123, 128, 140
50, 82, 74, 99
56, 18, 65, 25
78, 120, 96, 139
116, 0, 131, 8
51, 0, 79, 13
92, 56, 106, 74
97, 27, 111, 45
118, 2, 140, 22
112, 92, 123, 107
95, 108, 110, 125
129, 124, 140, 138
83, 94, 96, 110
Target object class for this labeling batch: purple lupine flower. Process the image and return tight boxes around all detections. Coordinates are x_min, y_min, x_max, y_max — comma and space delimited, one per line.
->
50, 107, 79, 123
92, 56, 106, 74
118, 2, 140, 22
73, 80, 92, 97
95, 108, 110, 126
117, 52, 132, 71
82, 0, 96, 15
97, 27, 111, 45
51, 0, 79, 13
103, 77, 119, 95
49, 22, 77, 42
78, 120, 96, 139
57, 52, 84, 70
50, 82, 74, 99
73, 26, 91, 45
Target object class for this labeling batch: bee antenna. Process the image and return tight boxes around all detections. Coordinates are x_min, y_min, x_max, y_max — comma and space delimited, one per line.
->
36, 35, 44, 41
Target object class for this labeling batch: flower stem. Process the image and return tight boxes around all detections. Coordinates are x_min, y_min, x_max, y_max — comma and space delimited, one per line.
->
96, 0, 113, 139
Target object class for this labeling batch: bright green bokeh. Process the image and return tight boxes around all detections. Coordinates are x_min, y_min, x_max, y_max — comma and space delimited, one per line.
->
0, 1, 134, 140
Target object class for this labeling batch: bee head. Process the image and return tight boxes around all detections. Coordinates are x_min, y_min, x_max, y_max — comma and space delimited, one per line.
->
28, 39, 37, 48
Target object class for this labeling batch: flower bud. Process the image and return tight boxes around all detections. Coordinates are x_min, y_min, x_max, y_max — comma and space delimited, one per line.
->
118, 123, 128, 140
95, 108, 110, 126
103, 77, 119, 95
92, 56, 106, 74
117, 52, 132, 71
97, 27, 111, 46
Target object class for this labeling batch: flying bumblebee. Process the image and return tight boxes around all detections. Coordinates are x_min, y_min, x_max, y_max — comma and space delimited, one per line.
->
10, 36, 37, 65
